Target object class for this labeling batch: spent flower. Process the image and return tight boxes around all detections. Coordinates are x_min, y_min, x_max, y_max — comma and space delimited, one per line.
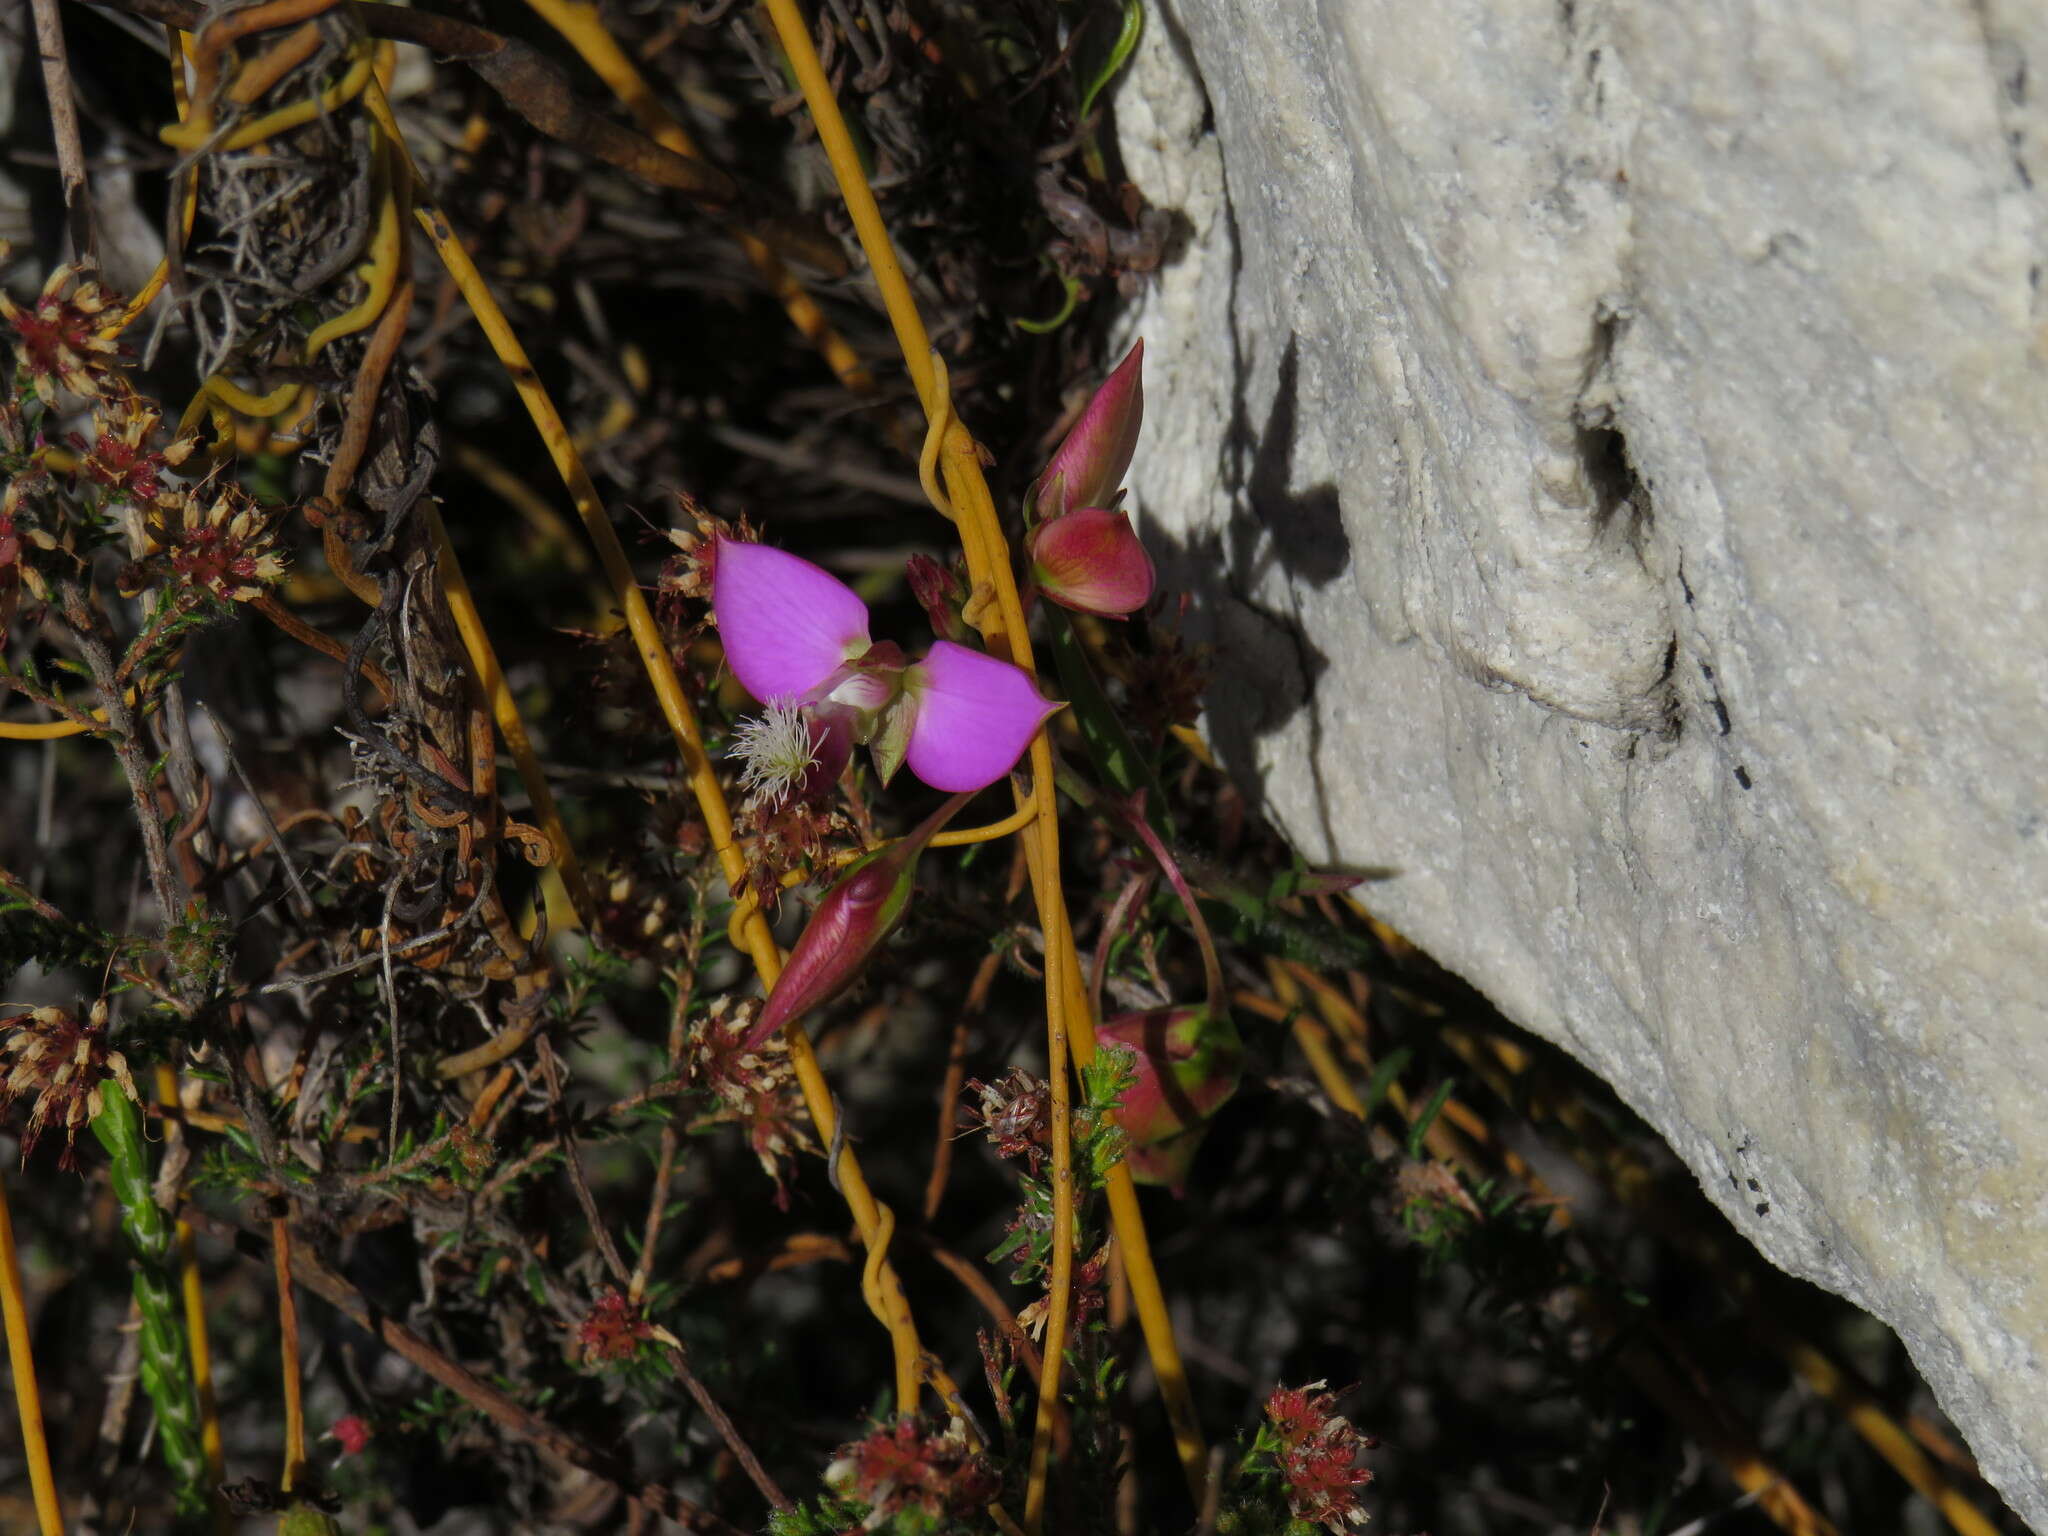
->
1263, 1381, 1377, 1532
824, 1416, 999, 1527
578, 1289, 655, 1363
1098, 1003, 1242, 1194
79, 395, 195, 508
0, 1001, 139, 1170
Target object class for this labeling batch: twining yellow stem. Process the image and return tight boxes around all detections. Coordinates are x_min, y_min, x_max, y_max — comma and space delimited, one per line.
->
0, 1169, 62, 1535
272, 1216, 306, 1492
359, 73, 929, 1412
160, 45, 375, 152
102, 29, 200, 341
518, 0, 879, 402
929, 800, 1038, 848
0, 715, 94, 740
423, 501, 597, 929
753, 0, 1207, 1511
303, 123, 405, 363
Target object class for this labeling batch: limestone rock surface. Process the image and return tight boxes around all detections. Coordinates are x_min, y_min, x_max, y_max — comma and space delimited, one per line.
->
1112, 0, 2048, 1521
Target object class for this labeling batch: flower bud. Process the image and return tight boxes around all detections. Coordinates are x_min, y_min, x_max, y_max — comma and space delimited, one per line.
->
1098, 1004, 1242, 1194
1028, 506, 1155, 616
1028, 339, 1144, 521
905, 553, 971, 645
740, 792, 974, 1049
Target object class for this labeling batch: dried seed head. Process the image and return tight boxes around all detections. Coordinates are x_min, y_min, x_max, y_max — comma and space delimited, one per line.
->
0, 1001, 138, 1169
964, 1068, 1052, 1174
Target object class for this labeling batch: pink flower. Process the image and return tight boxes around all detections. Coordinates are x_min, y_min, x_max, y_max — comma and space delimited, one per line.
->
712, 536, 1056, 794
1264, 1381, 1377, 1532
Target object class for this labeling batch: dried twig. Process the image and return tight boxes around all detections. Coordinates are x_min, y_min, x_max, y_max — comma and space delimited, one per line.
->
186, 1208, 749, 1534
30, 0, 92, 255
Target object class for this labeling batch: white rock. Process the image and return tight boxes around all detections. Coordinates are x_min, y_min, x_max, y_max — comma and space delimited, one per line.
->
1116, 0, 2048, 1521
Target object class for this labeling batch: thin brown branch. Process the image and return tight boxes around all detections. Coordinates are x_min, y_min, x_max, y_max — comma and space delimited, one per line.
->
31, 0, 93, 256
657, 1338, 793, 1512
186, 1207, 748, 1535
536, 1036, 633, 1288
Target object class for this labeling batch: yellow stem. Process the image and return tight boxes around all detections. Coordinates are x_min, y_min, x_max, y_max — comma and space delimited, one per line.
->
0, 684, 143, 741
161, 46, 374, 152
0, 1169, 62, 1536
929, 800, 1038, 848
272, 1216, 305, 1492
101, 31, 199, 341
423, 501, 596, 929
303, 122, 404, 362
1265, 961, 1367, 1119
754, 0, 1207, 1503
0, 716, 93, 741
361, 73, 928, 1410
519, 0, 879, 401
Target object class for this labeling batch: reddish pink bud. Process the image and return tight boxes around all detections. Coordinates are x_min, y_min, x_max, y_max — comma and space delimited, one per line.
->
1029, 339, 1144, 521
328, 1415, 373, 1456
1099, 1004, 1243, 1194
741, 792, 974, 1050
905, 553, 970, 645
1028, 506, 1155, 617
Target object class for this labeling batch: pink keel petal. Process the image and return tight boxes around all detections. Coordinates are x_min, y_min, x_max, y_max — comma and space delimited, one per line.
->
711, 537, 871, 703
1029, 506, 1156, 616
902, 641, 1059, 793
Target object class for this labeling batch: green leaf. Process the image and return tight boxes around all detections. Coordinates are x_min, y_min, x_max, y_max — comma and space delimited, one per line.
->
1359, 1047, 1412, 1119
1405, 1078, 1456, 1160
1045, 604, 1171, 838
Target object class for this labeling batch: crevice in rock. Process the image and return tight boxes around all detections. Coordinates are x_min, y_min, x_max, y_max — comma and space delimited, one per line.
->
1970, 0, 2034, 192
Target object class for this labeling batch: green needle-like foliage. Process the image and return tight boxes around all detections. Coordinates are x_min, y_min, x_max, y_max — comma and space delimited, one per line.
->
90, 1083, 208, 1516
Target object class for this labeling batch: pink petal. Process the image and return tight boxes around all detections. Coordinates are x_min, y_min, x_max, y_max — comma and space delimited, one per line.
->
902, 642, 1059, 793
1029, 507, 1156, 617
712, 537, 871, 703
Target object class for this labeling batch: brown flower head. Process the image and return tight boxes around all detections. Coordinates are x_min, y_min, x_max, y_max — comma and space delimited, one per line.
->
577, 1288, 654, 1363
0, 1002, 138, 1169
1, 257, 123, 404
154, 484, 287, 602
685, 997, 813, 1206
964, 1068, 1051, 1175
80, 395, 194, 509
